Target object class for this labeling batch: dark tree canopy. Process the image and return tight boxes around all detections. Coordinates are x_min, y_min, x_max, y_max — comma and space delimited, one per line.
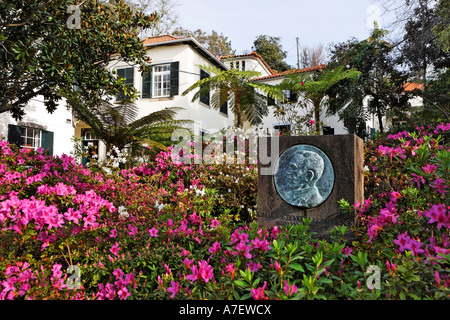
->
0, 0, 159, 120
172, 28, 235, 57
252, 35, 291, 73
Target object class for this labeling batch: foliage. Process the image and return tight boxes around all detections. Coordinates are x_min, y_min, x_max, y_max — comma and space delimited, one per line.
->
326, 27, 414, 134
68, 93, 191, 155
272, 99, 323, 136
172, 28, 236, 57
0, 0, 158, 120
277, 66, 361, 132
252, 35, 291, 73
398, 0, 449, 80
127, 0, 179, 37
432, 0, 450, 53
1, 123, 449, 300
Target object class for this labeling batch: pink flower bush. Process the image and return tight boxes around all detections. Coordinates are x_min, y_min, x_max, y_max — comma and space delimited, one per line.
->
0, 123, 448, 300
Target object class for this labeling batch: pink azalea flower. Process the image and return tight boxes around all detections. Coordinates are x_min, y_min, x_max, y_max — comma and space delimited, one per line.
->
186, 265, 199, 283
210, 218, 220, 228
367, 224, 382, 243
409, 239, 424, 256
283, 280, 298, 297
167, 281, 181, 299
109, 228, 117, 238
422, 163, 437, 174
425, 204, 449, 229
251, 237, 270, 251
64, 208, 82, 224
393, 231, 412, 252
235, 241, 252, 259
148, 227, 159, 237
198, 261, 214, 283
251, 281, 268, 300
247, 262, 262, 272
110, 243, 120, 256
113, 268, 124, 279
342, 245, 353, 257
275, 261, 282, 273
183, 257, 194, 268
208, 241, 221, 255
117, 287, 130, 300
224, 263, 235, 276
127, 224, 138, 237
389, 191, 401, 203
431, 178, 448, 195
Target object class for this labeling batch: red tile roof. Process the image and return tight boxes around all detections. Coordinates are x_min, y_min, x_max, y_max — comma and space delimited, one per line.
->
403, 82, 423, 92
142, 35, 185, 45
251, 64, 328, 82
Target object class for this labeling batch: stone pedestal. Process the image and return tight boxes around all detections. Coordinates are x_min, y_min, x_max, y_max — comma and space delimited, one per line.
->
257, 135, 364, 240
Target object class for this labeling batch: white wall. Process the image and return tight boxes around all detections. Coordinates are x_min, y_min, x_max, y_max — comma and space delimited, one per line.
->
109, 44, 235, 136
0, 98, 74, 156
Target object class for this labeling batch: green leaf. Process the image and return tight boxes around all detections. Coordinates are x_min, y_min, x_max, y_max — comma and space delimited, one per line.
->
289, 263, 305, 272
318, 278, 333, 285
234, 280, 248, 288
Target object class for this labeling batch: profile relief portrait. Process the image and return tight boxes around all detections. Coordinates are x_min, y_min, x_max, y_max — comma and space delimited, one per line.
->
274, 145, 334, 208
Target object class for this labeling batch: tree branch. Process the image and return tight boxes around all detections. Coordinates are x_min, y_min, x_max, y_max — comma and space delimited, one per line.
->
3, 0, 54, 28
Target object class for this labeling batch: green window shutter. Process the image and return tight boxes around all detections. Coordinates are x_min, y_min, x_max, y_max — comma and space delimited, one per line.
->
41, 130, 54, 156
289, 90, 298, 103
116, 68, 134, 101
170, 61, 179, 97
220, 101, 228, 115
7, 124, 21, 147
142, 69, 152, 99
200, 69, 210, 105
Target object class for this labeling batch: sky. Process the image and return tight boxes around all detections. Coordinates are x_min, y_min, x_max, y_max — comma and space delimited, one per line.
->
175, 0, 395, 67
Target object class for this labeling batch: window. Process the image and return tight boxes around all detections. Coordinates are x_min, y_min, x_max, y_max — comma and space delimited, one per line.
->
273, 124, 291, 135
81, 129, 99, 166
200, 69, 210, 106
141, 62, 179, 99
153, 64, 171, 98
21, 127, 41, 151
220, 101, 228, 116
116, 67, 134, 101
282, 90, 298, 103
7, 124, 53, 155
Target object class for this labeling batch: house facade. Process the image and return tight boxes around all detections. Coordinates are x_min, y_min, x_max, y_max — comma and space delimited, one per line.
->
1, 34, 421, 160
0, 97, 75, 156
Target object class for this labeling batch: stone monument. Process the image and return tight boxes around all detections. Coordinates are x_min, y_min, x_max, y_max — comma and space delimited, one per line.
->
257, 135, 364, 240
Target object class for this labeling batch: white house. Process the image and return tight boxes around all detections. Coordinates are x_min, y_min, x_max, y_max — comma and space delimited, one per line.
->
0, 97, 75, 156
74, 35, 236, 161
1, 34, 423, 160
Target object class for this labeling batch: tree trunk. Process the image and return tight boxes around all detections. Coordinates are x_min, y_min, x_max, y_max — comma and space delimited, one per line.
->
235, 99, 243, 129
314, 100, 321, 133
377, 107, 384, 134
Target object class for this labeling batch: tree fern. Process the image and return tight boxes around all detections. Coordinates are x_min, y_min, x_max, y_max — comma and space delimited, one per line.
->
183, 64, 284, 128
278, 66, 361, 131
66, 92, 191, 154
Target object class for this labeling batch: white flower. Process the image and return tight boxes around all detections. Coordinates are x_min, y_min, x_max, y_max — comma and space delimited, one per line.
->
195, 188, 206, 197
118, 206, 129, 219
155, 200, 166, 212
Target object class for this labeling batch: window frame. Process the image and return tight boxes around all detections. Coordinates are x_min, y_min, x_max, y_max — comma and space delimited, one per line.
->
20, 127, 42, 151
116, 67, 135, 101
152, 64, 171, 98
